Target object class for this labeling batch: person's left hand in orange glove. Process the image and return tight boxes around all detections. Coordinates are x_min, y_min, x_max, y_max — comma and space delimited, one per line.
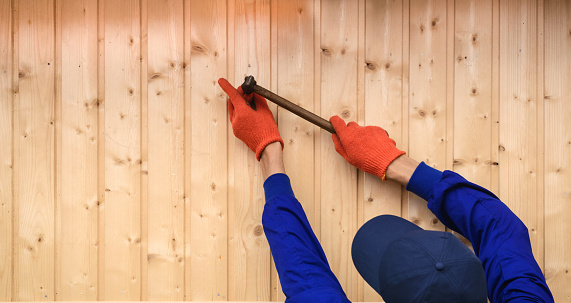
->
218, 78, 284, 161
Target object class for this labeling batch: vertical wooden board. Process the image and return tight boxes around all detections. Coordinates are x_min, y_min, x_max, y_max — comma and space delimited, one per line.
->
58, 0, 99, 300
453, 1, 493, 188
146, 0, 185, 300
189, 0, 228, 300
276, 0, 315, 233
362, 0, 403, 300
229, 0, 272, 300
182, 0, 192, 299
273, 0, 316, 299
16, 0, 55, 300
319, 0, 359, 299
97, 0, 106, 298
499, 0, 540, 257
407, 0, 447, 231
273, 0, 319, 295
104, 0, 142, 299
0, 0, 12, 300
544, 0, 571, 299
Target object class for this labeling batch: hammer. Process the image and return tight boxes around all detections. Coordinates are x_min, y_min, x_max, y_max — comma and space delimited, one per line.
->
241, 75, 336, 134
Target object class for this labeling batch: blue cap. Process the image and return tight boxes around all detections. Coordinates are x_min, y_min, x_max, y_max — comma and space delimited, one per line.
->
352, 215, 487, 303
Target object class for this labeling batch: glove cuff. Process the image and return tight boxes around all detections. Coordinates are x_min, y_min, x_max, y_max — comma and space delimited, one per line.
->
255, 135, 284, 161
365, 147, 406, 180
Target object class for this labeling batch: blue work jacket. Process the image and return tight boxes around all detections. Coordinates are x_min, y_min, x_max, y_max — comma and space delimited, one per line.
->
262, 163, 553, 302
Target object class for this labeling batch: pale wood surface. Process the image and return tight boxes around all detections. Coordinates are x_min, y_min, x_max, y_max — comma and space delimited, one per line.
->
146, 0, 185, 300
103, 0, 142, 299
0, 0, 12, 300
451, 0, 494, 247
407, 0, 447, 231
16, 0, 56, 300
544, 0, 571, 301
229, 0, 272, 300
57, 0, 99, 300
189, 0, 228, 300
273, 0, 316, 301
499, 0, 542, 266
320, 0, 359, 299
361, 1, 404, 301
2, 0, 570, 301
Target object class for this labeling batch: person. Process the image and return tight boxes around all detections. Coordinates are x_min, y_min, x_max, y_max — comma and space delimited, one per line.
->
218, 78, 554, 303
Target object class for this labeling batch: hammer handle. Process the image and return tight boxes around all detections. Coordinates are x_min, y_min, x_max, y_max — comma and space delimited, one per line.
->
251, 85, 336, 134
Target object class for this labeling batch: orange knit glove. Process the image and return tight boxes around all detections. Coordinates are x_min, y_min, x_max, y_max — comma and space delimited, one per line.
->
330, 115, 405, 180
218, 78, 284, 161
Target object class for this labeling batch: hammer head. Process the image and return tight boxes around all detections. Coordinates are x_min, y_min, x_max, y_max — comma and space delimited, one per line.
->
241, 75, 257, 95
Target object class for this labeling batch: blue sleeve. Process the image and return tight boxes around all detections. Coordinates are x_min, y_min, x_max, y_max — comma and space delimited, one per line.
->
262, 173, 351, 303
407, 162, 554, 303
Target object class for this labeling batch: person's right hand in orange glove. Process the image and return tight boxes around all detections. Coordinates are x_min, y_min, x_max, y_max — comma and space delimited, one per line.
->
219, 78, 284, 161
329, 115, 405, 180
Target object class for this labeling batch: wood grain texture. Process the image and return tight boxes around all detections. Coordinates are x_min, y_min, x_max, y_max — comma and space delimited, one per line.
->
544, 0, 571, 300
189, 0, 228, 300
0, 0, 13, 300
362, 0, 404, 300
58, 0, 99, 299
407, 0, 447, 231
272, 0, 317, 299
103, 0, 142, 299
320, 0, 359, 300
228, 0, 272, 300
1, 0, 570, 299
16, 0, 56, 299
453, 0, 493, 195
499, 0, 541, 261
146, 0, 185, 300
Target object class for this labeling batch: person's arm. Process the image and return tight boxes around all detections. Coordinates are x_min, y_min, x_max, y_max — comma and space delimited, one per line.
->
388, 158, 554, 303
260, 143, 350, 303
219, 80, 349, 302
328, 116, 553, 302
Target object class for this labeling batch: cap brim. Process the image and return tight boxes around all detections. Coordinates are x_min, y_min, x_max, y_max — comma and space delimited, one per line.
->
352, 214, 423, 295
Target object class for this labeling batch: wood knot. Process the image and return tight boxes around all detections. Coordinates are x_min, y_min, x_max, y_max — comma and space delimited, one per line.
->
457, 56, 463, 63
470, 87, 478, 96
453, 159, 465, 166
150, 72, 161, 80
253, 225, 263, 236
418, 109, 426, 117
472, 34, 478, 43
129, 36, 135, 45
169, 62, 176, 68
191, 43, 206, 54
431, 18, 439, 27
321, 48, 331, 56
367, 197, 373, 202
432, 218, 439, 225
420, 24, 425, 33
498, 145, 505, 151
340, 48, 346, 55
298, 8, 303, 14
18, 70, 26, 78
128, 88, 134, 96
365, 61, 377, 71
341, 110, 350, 118
211, 182, 216, 190
384, 63, 391, 69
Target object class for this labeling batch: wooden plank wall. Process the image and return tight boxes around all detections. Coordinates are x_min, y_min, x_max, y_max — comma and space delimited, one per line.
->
0, 0, 569, 301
